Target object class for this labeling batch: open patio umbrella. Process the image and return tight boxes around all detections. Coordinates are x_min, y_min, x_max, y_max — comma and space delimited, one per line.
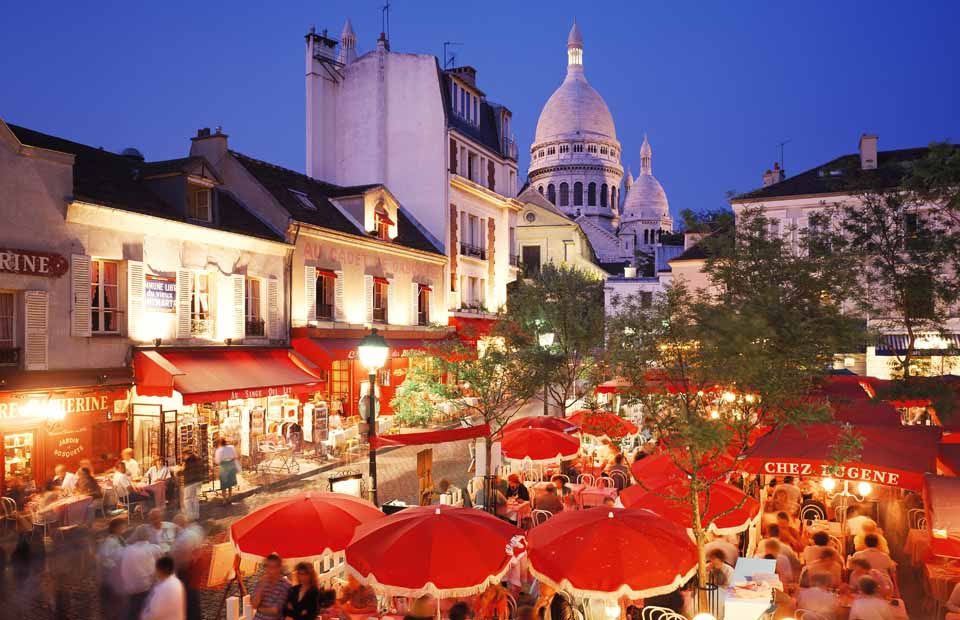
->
619, 479, 760, 535
526, 507, 697, 599
567, 410, 638, 438
502, 416, 579, 434
500, 426, 581, 464
345, 505, 523, 597
230, 492, 384, 563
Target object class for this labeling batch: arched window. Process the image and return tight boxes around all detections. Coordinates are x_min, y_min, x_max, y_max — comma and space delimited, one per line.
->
657, 229, 662, 242
574, 182, 583, 206
611, 186, 616, 209
547, 184, 556, 204
587, 182, 597, 206
559, 182, 569, 207
538, 185, 543, 195
600, 184, 608, 208
643, 230, 649, 245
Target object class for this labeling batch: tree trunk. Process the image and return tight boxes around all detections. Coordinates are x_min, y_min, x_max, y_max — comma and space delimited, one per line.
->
691, 491, 709, 611
482, 434, 496, 514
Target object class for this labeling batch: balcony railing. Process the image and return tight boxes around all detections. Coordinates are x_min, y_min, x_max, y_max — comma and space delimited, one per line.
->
246, 318, 265, 338
509, 254, 522, 267
0, 347, 20, 365
460, 243, 487, 260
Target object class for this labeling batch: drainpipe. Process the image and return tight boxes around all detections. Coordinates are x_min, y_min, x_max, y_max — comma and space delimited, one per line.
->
285, 221, 301, 345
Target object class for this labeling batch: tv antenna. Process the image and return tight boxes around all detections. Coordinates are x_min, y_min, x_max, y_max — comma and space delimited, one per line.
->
777, 139, 791, 171
381, 1, 391, 41
443, 41, 462, 69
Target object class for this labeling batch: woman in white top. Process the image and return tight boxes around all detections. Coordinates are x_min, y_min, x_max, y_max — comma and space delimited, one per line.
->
214, 438, 239, 500
121, 448, 142, 480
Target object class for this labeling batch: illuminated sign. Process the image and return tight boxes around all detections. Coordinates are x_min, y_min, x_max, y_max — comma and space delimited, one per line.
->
0, 248, 68, 278
0, 390, 122, 421
761, 460, 901, 486
145, 275, 177, 313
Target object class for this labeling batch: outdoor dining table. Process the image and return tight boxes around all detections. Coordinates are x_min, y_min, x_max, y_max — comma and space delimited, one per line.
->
925, 558, 960, 605
905, 527, 932, 566
579, 485, 617, 508
141, 480, 167, 507
42, 495, 93, 527
497, 498, 531, 524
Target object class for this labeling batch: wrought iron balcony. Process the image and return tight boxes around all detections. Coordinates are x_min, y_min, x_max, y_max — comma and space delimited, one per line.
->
460, 243, 486, 260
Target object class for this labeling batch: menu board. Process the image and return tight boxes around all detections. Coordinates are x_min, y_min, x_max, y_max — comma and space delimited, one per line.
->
313, 403, 329, 443
145, 275, 176, 313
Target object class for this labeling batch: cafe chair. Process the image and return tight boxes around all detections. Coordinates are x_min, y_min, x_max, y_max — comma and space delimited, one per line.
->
553, 473, 570, 484
115, 487, 146, 522
29, 505, 60, 541
1, 497, 18, 529
908, 508, 926, 530
595, 476, 616, 489
800, 503, 826, 522
343, 438, 361, 463
531, 509, 553, 527
610, 470, 630, 490
796, 610, 827, 620
828, 535, 843, 555
640, 607, 686, 620
577, 473, 595, 486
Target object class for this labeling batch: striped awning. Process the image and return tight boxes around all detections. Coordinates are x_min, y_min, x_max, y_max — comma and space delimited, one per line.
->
876, 333, 960, 356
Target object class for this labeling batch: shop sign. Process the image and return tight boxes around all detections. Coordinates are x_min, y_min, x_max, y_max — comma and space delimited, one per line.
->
51, 431, 86, 459
228, 386, 302, 400
0, 389, 123, 421
145, 275, 177, 313
761, 460, 901, 486
0, 247, 69, 278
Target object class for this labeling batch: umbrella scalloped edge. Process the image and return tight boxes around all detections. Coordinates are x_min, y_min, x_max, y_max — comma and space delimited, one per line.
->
526, 561, 698, 602
230, 531, 344, 566
344, 558, 515, 599
502, 453, 578, 465
689, 512, 761, 538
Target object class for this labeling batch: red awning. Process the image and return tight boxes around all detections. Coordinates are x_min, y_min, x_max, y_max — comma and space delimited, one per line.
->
369, 424, 490, 450
831, 400, 902, 427
134, 348, 321, 404
448, 316, 497, 346
924, 474, 960, 559
292, 336, 453, 369
742, 423, 942, 490
816, 375, 874, 400
316, 269, 338, 278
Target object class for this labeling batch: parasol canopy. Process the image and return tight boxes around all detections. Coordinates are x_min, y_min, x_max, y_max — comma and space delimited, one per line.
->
230, 492, 384, 563
526, 507, 698, 600
345, 505, 523, 598
500, 426, 581, 464
619, 479, 760, 535
502, 415, 579, 435
567, 410, 638, 438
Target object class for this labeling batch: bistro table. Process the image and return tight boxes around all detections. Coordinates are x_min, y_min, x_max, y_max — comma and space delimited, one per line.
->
925, 558, 960, 610
42, 495, 93, 527
579, 486, 617, 508
498, 498, 531, 524
905, 528, 932, 566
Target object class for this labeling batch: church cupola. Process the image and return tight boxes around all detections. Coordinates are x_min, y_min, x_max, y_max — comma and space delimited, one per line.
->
567, 20, 583, 68
640, 134, 652, 175
339, 17, 357, 64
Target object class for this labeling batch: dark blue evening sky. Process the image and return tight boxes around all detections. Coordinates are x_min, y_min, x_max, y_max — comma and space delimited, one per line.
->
2, 1, 957, 215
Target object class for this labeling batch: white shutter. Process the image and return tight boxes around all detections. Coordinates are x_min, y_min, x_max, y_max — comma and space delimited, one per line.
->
24, 290, 48, 370
387, 279, 396, 324
176, 269, 192, 339
127, 261, 145, 341
334, 270, 345, 321
232, 274, 245, 339
304, 265, 317, 324
70, 254, 91, 337
410, 282, 420, 325
364, 275, 374, 324
429, 288, 438, 324
267, 276, 280, 340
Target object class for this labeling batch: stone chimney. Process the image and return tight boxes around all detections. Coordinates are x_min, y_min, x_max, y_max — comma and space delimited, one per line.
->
762, 162, 785, 187
449, 66, 478, 87
859, 133, 878, 170
189, 126, 228, 170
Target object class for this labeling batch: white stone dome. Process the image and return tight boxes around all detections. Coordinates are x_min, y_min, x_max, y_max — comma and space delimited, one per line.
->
533, 22, 617, 145
621, 174, 669, 222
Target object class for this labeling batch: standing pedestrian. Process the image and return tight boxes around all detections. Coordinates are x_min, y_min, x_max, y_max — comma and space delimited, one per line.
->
180, 451, 204, 521
98, 517, 127, 620
252, 553, 291, 620
140, 555, 185, 620
214, 438, 239, 501
171, 514, 204, 620
119, 526, 162, 620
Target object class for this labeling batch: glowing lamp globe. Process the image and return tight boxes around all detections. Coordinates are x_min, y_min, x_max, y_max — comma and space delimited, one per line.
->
539, 331, 555, 348
857, 481, 872, 497
821, 477, 837, 492
358, 329, 389, 372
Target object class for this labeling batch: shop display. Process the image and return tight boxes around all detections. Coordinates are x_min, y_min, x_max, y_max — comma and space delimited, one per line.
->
3, 431, 34, 486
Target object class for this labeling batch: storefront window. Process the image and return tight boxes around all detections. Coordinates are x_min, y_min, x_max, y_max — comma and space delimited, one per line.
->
245, 277, 264, 337
0, 292, 15, 365
418, 286, 430, 326
3, 431, 34, 489
191, 272, 212, 337
317, 273, 335, 320
331, 360, 351, 416
373, 280, 388, 323
91, 259, 120, 334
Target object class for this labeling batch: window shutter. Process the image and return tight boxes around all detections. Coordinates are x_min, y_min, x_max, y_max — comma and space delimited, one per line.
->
126, 261, 145, 341
387, 279, 396, 324
232, 274, 245, 339
410, 282, 420, 325
364, 275, 374, 323
24, 290, 48, 370
334, 270, 345, 321
267, 276, 280, 340
429, 287, 438, 324
176, 269, 192, 339
304, 266, 317, 323
70, 254, 91, 338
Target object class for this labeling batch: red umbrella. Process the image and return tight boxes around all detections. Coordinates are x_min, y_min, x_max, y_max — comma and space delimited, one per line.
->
526, 507, 697, 599
345, 505, 523, 597
596, 377, 631, 394
568, 410, 638, 438
502, 416, 579, 434
501, 426, 581, 463
230, 492, 384, 563
631, 452, 734, 486
619, 479, 760, 535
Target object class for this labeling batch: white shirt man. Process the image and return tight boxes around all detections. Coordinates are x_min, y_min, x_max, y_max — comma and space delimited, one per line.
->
849, 546, 895, 571
849, 595, 894, 620
797, 574, 839, 619
141, 558, 185, 620
845, 513, 871, 538
120, 529, 163, 596
123, 457, 142, 480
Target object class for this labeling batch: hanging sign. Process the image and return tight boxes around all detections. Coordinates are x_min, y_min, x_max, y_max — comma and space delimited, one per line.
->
0, 248, 68, 277
145, 275, 177, 313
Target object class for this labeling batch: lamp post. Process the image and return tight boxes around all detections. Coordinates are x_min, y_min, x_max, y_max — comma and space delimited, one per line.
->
538, 331, 555, 416
358, 328, 389, 506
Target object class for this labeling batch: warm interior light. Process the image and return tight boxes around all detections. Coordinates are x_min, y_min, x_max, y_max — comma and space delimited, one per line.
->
539, 332, 555, 348
744, 394, 755, 403
692, 614, 717, 620
603, 604, 620, 620
722, 391, 736, 403
857, 481, 872, 497
933, 528, 948, 539
709, 409, 720, 419
821, 477, 837, 492
358, 329, 389, 372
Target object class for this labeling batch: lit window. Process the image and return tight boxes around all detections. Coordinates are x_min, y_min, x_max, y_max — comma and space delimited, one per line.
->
316, 272, 336, 320
191, 272, 212, 337
245, 277, 264, 337
373, 279, 388, 323
91, 259, 120, 334
188, 186, 212, 222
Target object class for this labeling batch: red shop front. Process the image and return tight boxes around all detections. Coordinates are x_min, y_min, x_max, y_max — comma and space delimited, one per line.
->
0, 369, 131, 494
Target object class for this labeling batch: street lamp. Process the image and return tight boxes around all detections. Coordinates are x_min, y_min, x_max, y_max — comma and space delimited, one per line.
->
358, 328, 389, 506
538, 330, 555, 416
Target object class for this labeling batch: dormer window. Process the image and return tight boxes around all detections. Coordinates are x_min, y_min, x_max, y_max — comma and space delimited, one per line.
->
450, 80, 480, 127
374, 208, 393, 240
290, 189, 317, 211
188, 186, 212, 222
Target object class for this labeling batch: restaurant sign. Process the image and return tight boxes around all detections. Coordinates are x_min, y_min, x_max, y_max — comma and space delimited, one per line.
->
0, 389, 124, 421
145, 275, 177, 313
761, 460, 901, 486
0, 248, 69, 278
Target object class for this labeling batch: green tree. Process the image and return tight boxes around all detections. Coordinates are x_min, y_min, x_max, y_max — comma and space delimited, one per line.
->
501, 263, 605, 416
606, 209, 861, 597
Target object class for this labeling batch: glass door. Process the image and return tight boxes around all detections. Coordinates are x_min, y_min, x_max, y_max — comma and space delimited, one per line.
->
3, 430, 36, 492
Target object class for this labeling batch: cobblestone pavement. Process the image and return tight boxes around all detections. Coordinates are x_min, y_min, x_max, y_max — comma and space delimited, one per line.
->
0, 438, 475, 620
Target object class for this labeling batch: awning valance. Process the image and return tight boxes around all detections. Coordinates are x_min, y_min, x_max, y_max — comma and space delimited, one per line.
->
924, 474, 960, 558
292, 336, 453, 369
742, 423, 942, 491
134, 348, 321, 404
